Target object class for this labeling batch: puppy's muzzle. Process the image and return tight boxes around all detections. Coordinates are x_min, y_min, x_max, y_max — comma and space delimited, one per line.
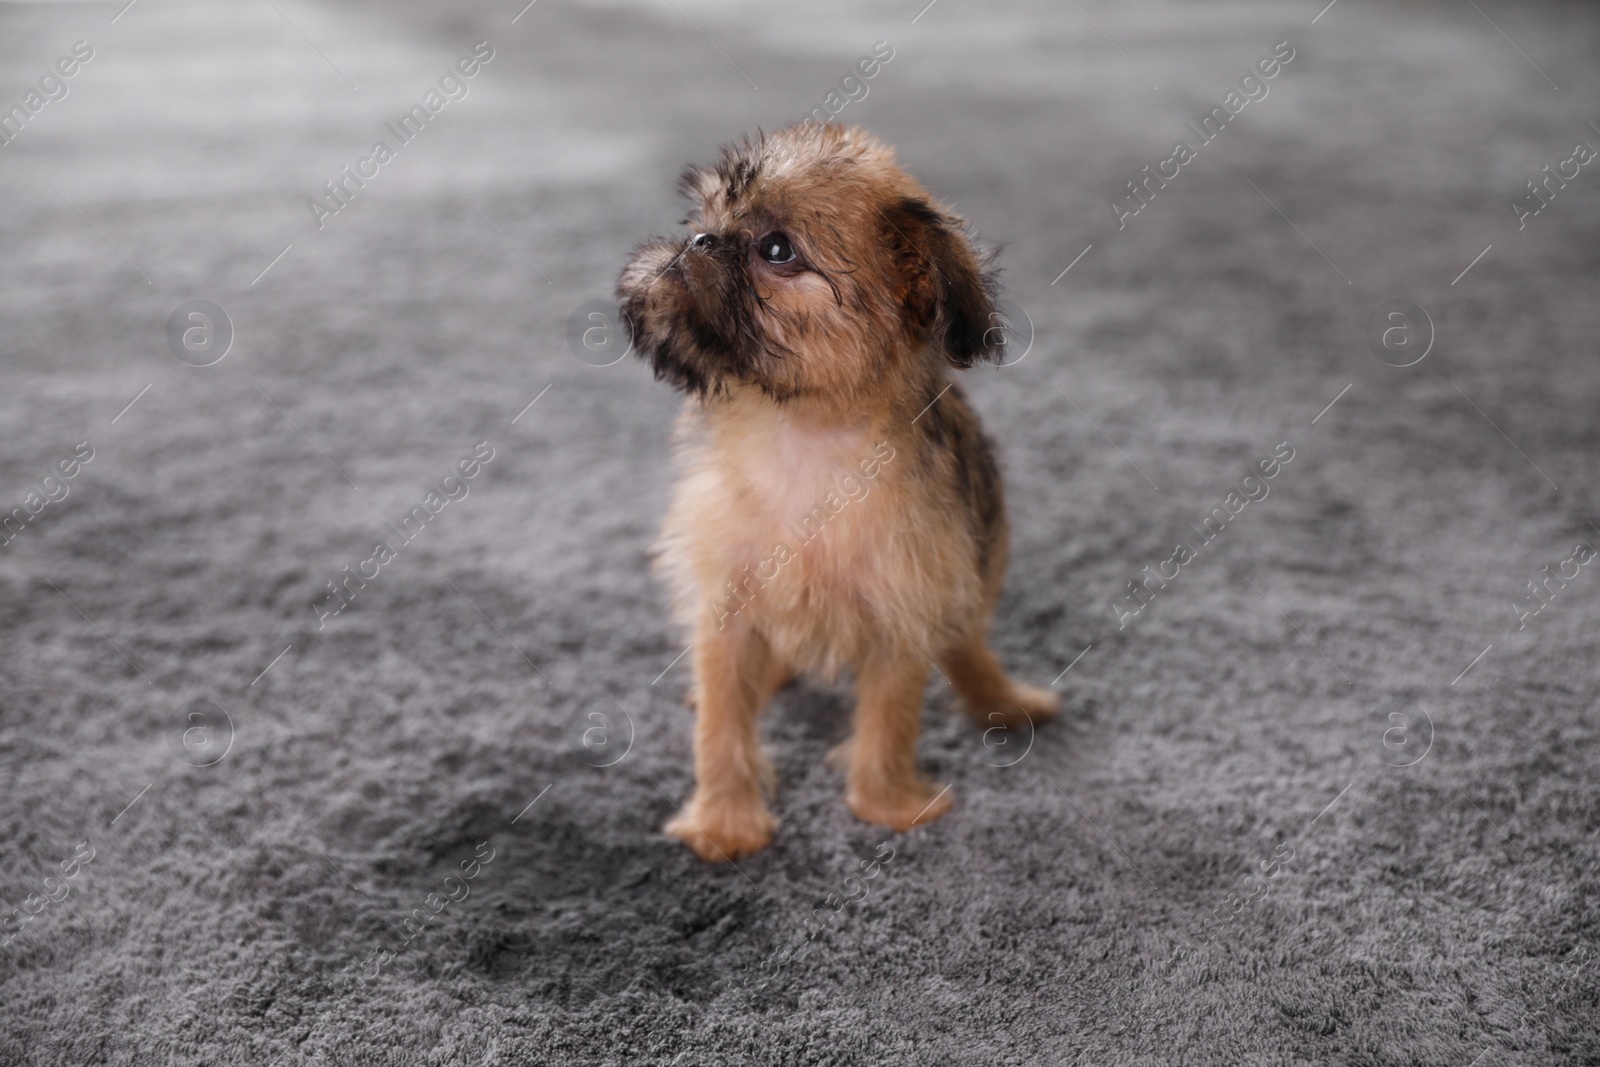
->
662, 232, 719, 280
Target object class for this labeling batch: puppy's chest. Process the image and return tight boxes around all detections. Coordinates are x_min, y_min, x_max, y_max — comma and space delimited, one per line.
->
718, 419, 889, 560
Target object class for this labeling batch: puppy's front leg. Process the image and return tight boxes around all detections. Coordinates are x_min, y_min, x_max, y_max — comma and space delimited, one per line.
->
845, 653, 952, 832
664, 624, 780, 862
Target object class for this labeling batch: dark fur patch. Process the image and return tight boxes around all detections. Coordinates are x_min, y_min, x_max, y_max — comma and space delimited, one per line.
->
881, 198, 1000, 367
918, 385, 952, 449
964, 427, 1004, 575
725, 155, 760, 202
618, 240, 769, 398
919, 382, 1005, 573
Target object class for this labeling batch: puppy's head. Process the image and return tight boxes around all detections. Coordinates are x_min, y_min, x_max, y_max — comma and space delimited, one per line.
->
615, 124, 1000, 403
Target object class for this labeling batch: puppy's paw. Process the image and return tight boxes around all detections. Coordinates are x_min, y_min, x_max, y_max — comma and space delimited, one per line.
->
847, 779, 953, 833
983, 682, 1060, 731
664, 796, 775, 862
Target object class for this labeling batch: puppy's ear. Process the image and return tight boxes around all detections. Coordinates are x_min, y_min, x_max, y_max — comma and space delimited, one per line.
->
882, 197, 999, 367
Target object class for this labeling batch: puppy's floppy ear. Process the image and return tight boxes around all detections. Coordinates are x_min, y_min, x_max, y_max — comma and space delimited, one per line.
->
882, 196, 999, 367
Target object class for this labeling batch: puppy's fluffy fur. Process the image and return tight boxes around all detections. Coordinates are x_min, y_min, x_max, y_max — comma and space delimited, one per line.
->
617, 123, 1056, 861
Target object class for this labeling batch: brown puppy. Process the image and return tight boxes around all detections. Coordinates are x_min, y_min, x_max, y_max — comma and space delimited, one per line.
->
616, 123, 1056, 862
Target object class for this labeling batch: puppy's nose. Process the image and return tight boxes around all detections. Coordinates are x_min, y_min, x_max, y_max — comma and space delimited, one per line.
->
690, 232, 716, 249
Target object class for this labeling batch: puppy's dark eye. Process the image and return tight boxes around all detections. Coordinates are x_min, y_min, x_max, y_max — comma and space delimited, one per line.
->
757, 232, 795, 264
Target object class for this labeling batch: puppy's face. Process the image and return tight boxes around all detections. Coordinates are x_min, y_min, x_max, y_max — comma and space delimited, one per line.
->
616, 124, 999, 403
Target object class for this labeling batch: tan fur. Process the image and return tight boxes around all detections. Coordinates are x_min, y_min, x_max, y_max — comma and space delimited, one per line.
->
618, 124, 1057, 861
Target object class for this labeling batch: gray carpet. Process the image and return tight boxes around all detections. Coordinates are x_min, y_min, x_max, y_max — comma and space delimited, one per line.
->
2, 0, 1598, 1063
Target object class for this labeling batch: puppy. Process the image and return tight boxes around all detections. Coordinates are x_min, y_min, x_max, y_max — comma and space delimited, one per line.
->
616, 123, 1056, 861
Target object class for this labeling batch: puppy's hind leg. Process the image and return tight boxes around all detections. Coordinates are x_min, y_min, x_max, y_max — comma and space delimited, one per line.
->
665, 625, 785, 862
844, 653, 952, 832
942, 634, 1059, 732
